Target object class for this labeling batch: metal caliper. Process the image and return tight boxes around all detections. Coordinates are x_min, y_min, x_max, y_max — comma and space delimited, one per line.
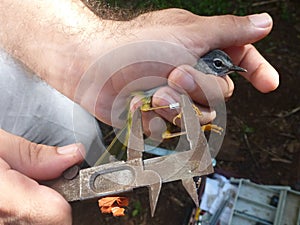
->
49, 94, 214, 216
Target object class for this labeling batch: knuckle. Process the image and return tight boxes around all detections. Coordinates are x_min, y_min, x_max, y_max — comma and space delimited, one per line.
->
17, 137, 45, 168
152, 8, 197, 25
168, 8, 196, 21
221, 15, 241, 45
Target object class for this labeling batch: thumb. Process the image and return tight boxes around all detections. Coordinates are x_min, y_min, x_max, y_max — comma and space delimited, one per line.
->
0, 129, 85, 180
199, 13, 273, 50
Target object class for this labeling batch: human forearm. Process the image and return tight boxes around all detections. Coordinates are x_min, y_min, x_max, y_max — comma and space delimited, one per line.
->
0, 0, 118, 99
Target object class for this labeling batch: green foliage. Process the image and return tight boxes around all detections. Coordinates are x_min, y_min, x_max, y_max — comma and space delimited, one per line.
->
242, 124, 255, 134
99, 0, 234, 16
96, 0, 296, 21
131, 200, 142, 217
140, 0, 233, 15
278, 1, 293, 21
103, 0, 151, 10
229, 72, 241, 82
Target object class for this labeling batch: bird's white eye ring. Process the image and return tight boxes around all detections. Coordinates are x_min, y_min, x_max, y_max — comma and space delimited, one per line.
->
213, 58, 223, 69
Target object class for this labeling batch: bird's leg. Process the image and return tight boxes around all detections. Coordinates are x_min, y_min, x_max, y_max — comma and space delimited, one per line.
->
192, 104, 203, 117
138, 98, 184, 138
165, 105, 223, 139
164, 104, 203, 139
162, 123, 223, 140
172, 104, 203, 125
172, 113, 181, 125
201, 124, 223, 135
162, 130, 186, 139
140, 101, 180, 112
191, 105, 223, 135
138, 97, 223, 139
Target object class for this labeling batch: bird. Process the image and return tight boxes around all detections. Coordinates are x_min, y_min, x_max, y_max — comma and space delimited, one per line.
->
194, 49, 247, 76
94, 49, 246, 165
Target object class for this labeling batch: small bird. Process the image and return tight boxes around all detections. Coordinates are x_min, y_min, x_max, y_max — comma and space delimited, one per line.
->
194, 49, 247, 76
94, 49, 246, 165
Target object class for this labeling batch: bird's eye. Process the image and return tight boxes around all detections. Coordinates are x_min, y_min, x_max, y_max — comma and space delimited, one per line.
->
213, 59, 223, 68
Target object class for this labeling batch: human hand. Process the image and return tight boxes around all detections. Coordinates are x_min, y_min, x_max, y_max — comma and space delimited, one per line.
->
0, 2, 279, 131
75, 10, 278, 134
0, 129, 85, 225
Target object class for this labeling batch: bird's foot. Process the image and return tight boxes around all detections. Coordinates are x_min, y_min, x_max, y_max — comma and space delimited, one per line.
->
201, 124, 223, 135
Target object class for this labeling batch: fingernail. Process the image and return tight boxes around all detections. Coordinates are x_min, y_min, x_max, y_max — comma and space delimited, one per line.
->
249, 13, 272, 28
57, 144, 80, 155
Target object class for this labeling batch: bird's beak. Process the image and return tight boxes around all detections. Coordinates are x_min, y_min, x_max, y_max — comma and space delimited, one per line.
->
230, 65, 247, 73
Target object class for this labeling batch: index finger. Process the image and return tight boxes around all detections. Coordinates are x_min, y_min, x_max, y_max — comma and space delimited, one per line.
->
225, 44, 279, 93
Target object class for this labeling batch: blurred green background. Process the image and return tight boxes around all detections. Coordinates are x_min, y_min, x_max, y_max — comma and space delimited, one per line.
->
90, 0, 295, 20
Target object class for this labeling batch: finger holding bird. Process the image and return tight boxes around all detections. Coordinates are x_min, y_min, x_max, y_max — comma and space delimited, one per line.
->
129, 85, 216, 139
168, 64, 234, 106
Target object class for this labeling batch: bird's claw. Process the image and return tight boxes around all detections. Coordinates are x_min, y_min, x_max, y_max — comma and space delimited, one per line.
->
201, 124, 223, 135
192, 104, 203, 117
162, 130, 186, 139
172, 113, 182, 125
172, 104, 202, 125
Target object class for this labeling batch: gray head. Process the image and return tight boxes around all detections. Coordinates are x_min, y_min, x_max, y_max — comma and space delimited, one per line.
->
194, 49, 247, 77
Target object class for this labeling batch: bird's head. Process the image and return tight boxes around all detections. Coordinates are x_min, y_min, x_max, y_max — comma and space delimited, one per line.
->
195, 49, 247, 76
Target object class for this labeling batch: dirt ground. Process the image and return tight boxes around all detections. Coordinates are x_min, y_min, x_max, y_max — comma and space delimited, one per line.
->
72, 1, 300, 224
